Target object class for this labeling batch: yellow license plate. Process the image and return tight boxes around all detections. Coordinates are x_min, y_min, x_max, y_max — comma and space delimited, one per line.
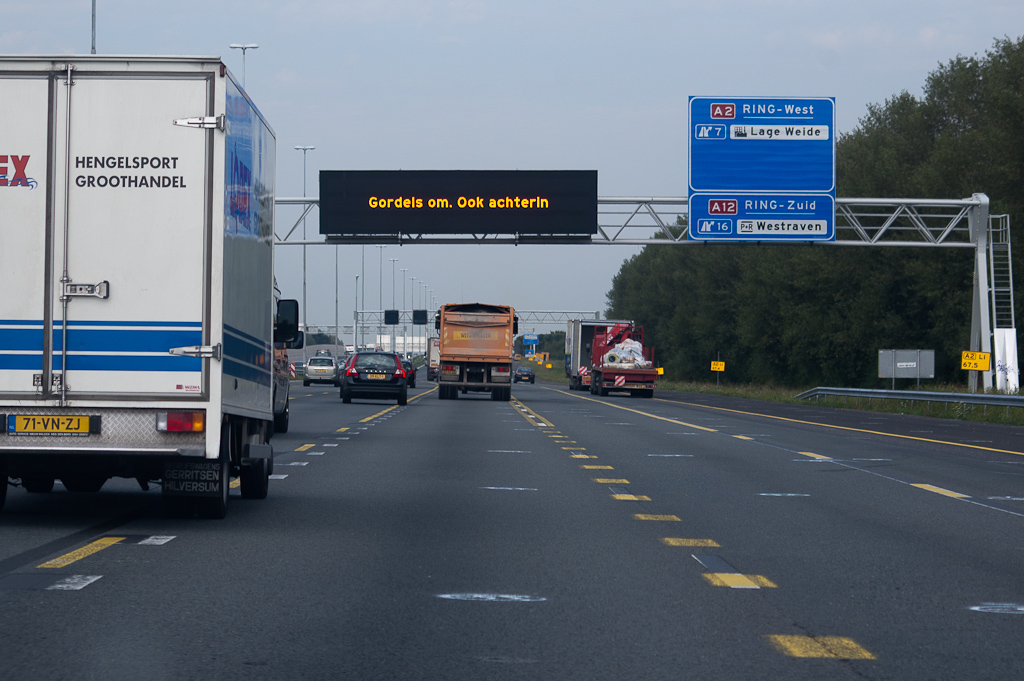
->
367, 373, 386, 380
13, 415, 91, 436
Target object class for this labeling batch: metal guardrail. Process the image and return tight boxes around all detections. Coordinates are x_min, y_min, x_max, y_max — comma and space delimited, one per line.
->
795, 386, 1024, 412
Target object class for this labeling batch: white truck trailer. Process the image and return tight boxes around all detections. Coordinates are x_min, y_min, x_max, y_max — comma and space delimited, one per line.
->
0, 55, 300, 518
565, 318, 632, 391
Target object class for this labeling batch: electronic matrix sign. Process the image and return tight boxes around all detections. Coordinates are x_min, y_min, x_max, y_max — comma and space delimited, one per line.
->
319, 170, 597, 236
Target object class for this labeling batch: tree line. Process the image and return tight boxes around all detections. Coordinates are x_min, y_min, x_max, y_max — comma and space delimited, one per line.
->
606, 36, 1024, 388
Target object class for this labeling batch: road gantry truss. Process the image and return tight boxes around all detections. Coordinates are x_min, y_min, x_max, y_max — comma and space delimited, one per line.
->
275, 193, 1015, 392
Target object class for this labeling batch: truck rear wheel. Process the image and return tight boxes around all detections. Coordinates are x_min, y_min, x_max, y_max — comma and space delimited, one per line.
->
61, 475, 107, 493
23, 477, 54, 494
274, 400, 290, 433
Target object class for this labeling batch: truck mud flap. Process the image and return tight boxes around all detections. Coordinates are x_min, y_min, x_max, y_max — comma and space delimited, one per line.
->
163, 460, 225, 497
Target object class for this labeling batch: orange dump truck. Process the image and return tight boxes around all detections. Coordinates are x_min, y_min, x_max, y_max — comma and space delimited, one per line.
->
435, 303, 518, 400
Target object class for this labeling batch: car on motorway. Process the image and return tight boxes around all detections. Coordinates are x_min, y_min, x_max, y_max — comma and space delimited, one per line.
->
340, 351, 409, 405
401, 358, 417, 388
513, 366, 535, 384
304, 356, 339, 386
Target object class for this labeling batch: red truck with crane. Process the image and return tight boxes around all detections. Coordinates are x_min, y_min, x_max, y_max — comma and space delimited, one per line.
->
588, 322, 659, 398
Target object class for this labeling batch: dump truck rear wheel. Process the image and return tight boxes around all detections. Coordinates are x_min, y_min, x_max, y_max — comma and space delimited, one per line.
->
23, 477, 54, 494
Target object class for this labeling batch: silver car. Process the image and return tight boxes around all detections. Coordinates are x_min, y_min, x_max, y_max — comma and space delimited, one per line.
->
304, 356, 339, 386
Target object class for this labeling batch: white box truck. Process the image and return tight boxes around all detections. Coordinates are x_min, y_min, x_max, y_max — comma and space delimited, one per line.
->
0, 56, 301, 518
565, 318, 632, 391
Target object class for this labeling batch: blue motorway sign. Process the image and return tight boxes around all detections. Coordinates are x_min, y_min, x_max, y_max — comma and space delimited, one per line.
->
689, 96, 836, 241
689, 193, 835, 241
523, 334, 539, 345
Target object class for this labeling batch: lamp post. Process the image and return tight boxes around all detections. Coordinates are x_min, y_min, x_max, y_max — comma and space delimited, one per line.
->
389, 258, 398, 353
354, 275, 359, 352
91, 0, 97, 54
360, 246, 365, 350
409, 276, 416, 354
229, 44, 259, 88
335, 244, 340, 356
375, 245, 385, 349
294, 145, 314, 361
400, 268, 409, 355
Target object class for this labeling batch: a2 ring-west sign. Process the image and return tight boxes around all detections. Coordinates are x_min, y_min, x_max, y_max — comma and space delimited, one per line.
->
689, 97, 835, 241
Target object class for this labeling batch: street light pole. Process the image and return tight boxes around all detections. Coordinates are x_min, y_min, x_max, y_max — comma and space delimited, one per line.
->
409, 275, 416, 354
400, 268, 409, 356
354, 275, 359, 352
375, 245, 385, 349
228, 44, 259, 88
360, 246, 365, 350
294, 145, 314, 361
91, 0, 97, 54
389, 258, 398, 353
335, 245, 339, 356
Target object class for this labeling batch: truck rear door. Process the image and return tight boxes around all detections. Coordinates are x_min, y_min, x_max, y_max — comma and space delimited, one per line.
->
5, 67, 213, 400
0, 74, 50, 396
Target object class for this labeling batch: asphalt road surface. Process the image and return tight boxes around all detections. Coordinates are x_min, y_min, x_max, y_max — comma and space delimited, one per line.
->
2, 372, 1023, 680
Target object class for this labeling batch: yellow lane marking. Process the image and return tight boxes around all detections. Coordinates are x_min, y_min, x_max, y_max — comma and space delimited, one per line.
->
229, 478, 241, 489
350, 387, 435, 424
510, 397, 554, 428
635, 514, 680, 521
336, 427, 349, 432
38, 537, 124, 568
799, 451, 832, 460
360, 405, 399, 422
734, 435, 754, 441
296, 444, 316, 451
766, 635, 876, 660
549, 435, 567, 438
703, 573, 777, 588
657, 397, 1024, 458
410, 385, 438, 401
571, 454, 598, 459
912, 483, 970, 499
546, 388, 718, 431
545, 384, 1024, 457
612, 494, 651, 501
593, 478, 629, 484
562, 447, 586, 451
662, 538, 720, 547
581, 465, 614, 470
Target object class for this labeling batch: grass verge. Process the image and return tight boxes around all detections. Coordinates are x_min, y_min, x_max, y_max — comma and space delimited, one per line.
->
525, 361, 1024, 427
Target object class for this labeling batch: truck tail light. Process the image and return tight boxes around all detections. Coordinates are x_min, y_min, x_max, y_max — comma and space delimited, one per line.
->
494, 366, 510, 373
156, 411, 205, 432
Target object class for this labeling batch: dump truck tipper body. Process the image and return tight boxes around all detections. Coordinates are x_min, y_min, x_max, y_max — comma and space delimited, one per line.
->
435, 303, 517, 400
0, 55, 299, 517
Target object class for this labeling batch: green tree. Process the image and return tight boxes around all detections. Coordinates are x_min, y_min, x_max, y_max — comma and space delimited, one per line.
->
607, 36, 1024, 387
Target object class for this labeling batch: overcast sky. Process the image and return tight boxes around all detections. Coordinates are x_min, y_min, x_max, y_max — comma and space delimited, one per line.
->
5, 1, 1022, 337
